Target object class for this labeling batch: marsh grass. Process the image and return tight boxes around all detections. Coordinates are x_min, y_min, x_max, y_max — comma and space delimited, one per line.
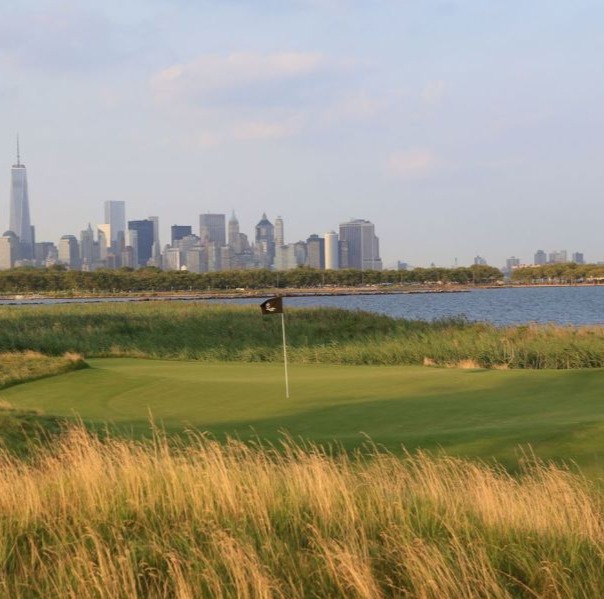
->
0, 350, 87, 389
1, 302, 604, 368
1, 427, 603, 597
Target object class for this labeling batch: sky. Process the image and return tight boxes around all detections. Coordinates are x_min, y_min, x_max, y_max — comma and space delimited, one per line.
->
1, 0, 603, 269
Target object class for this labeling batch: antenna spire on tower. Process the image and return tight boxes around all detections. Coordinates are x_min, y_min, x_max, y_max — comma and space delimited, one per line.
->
16, 135, 21, 166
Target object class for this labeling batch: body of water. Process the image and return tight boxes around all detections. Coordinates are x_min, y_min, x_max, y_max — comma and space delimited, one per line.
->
1, 286, 604, 326
209, 286, 604, 326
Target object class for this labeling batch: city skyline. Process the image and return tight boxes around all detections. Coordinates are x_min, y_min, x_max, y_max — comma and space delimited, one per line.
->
1, 145, 593, 271
1, 1, 603, 267
1, 148, 592, 272
2, 140, 597, 270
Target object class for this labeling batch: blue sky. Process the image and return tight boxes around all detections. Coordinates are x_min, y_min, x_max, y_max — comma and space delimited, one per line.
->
1, 0, 603, 268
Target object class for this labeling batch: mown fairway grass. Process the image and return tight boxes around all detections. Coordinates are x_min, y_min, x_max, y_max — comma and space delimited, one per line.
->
3, 358, 604, 472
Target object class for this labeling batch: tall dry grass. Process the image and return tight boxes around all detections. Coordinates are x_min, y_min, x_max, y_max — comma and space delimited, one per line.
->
1, 428, 603, 597
0, 350, 86, 389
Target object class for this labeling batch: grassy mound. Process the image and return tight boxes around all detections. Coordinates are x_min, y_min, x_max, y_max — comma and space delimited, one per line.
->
0, 427, 603, 597
0, 350, 87, 389
2, 302, 604, 368
0, 351, 87, 455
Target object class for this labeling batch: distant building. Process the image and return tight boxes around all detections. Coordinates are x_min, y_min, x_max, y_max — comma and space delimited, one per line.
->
35, 241, 57, 266
163, 247, 182, 271
324, 231, 339, 270
274, 216, 284, 247
548, 250, 567, 264
171, 225, 192, 245
124, 229, 138, 267
186, 247, 207, 273
79, 224, 95, 267
0, 231, 19, 269
338, 240, 349, 269
338, 219, 382, 270
306, 234, 325, 269
97, 224, 111, 262
474, 255, 487, 265
9, 140, 34, 260
505, 256, 520, 271
220, 245, 233, 271
255, 213, 275, 267
572, 252, 585, 264
199, 213, 226, 246
128, 219, 154, 267
58, 235, 80, 269
121, 245, 136, 269
104, 201, 126, 248
228, 211, 241, 254
534, 250, 547, 265
206, 242, 221, 272
274, 244, 297, 271
148, 216, 161, 261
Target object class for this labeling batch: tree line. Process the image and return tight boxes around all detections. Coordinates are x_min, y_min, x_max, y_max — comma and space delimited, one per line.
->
0, 264, 503, 293
510, 263, 604, 284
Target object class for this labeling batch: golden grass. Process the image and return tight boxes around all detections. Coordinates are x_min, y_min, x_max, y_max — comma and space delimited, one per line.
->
0, 351, 86, 390
0, 428, 603, 597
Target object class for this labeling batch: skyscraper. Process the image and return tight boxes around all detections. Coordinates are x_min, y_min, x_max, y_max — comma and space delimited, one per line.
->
104, 201, 126, 246
80, 224, 95, 267
171, 225, 192, 245
306, 234, 325, 269
324, 231, 339, 270
255, 213, 275, 267
199, 213, 226, 246
534, 250, 547, 265
128, 219, 154, 267
0, 231, 19, 269
58, 235, 80, 269
275, 216, 284, 247
228, 211, 241, 253
338, 219, 382, 271
148, 216, 160, 259
9, 139, 33, 259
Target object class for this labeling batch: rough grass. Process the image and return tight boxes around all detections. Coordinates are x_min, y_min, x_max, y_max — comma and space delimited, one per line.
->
0, 427, 603, 598
0, 351, 87, 389
2, 302, 604, 368
0, 352, 87, 455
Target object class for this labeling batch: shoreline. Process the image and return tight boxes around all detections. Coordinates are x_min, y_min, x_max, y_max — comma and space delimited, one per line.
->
2, 282, 604, 304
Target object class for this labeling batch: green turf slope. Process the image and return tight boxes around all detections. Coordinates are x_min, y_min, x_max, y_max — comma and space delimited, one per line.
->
3, 358, 604, 470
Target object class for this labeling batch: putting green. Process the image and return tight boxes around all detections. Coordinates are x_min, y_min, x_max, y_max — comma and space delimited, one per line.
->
3, 358, 604, 470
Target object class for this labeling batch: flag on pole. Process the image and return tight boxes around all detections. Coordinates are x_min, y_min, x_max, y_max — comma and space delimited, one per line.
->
259, 296, 289, 398
260, 296, 283, 315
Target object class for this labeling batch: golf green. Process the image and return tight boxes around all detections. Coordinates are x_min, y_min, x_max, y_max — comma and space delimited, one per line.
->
3, 358, 604, 470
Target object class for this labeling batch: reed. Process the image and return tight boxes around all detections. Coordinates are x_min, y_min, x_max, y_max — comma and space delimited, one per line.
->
1, 302, 604, 368
0, 427, 603, 597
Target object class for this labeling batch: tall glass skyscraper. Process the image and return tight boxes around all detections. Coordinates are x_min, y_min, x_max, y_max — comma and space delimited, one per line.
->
9, 142, 33, 259
127, 219, 154, 267
104, 201, 126, 245
338, 219, 382, 271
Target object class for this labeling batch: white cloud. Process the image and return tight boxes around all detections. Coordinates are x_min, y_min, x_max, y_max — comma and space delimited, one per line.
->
385, 149, 436, 179
151, 51, 332, 106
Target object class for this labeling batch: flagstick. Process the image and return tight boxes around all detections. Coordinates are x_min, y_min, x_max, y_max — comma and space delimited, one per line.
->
281, 312, 290, 398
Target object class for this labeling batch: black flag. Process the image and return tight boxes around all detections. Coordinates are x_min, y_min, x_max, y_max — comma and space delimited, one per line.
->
260, 296, 283, 315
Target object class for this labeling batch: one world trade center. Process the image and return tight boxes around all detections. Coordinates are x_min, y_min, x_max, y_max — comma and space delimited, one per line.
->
9, 139, 33, 260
